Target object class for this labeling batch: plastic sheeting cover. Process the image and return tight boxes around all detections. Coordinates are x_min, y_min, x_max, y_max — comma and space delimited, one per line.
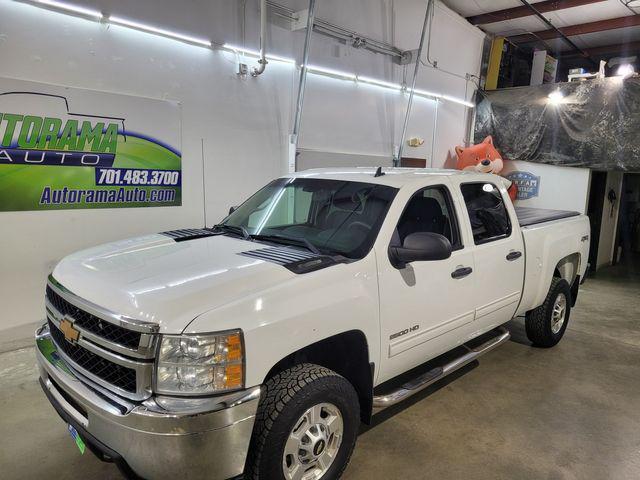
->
474, 77, 640, 171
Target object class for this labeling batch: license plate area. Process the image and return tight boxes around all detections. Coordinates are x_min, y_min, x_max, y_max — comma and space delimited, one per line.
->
68, 424, 86, 454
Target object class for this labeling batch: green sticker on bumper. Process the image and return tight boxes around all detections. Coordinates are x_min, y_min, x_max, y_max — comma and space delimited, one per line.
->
68, 424, 86, 455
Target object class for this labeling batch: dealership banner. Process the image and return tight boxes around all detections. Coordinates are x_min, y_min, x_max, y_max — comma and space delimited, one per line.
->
0, 77, 181, 211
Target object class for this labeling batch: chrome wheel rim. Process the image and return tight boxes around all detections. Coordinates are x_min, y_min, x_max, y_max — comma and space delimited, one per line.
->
551, 293, 567, 334
282, 402, 343, 480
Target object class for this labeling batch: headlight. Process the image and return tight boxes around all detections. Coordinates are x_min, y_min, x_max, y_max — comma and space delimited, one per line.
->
155, 330, 244, 395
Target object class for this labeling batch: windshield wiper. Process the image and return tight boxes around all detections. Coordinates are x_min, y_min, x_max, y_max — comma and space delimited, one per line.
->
251, 233, 321, 255
211, 224, 251, 240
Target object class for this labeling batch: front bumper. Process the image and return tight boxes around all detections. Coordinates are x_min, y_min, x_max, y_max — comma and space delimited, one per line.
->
35, 323, 260, 480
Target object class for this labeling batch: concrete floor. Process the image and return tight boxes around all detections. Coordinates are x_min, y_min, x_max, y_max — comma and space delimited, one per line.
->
1, 264, 639, 479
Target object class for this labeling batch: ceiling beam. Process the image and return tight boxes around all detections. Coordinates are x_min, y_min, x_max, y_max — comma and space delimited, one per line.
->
466, 0, 606, 26
508, 15, 640, 43
562, 40, 640, 57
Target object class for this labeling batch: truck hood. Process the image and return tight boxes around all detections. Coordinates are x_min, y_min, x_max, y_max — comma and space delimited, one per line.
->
52, 233, 297, 333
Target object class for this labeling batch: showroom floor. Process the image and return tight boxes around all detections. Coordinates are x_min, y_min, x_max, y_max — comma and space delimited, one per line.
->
1, 264, 638, 480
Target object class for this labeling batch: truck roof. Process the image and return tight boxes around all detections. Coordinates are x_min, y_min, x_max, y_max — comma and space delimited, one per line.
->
287, 167, 487, 188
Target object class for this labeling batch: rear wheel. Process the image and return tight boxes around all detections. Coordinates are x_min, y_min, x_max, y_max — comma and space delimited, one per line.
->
525, 277, 572, 348
246, 363, 360, 480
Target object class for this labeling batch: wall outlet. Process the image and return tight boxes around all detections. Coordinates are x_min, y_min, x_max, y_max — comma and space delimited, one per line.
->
238, 63, 248, 76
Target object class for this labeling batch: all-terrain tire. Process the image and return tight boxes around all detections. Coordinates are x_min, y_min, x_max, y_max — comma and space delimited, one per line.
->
525, 277, 572, 348
245, 363, 360, 480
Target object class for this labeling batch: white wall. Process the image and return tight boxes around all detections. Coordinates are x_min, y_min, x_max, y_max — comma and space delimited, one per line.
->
0, 0, 484, 332
502, 161, 592, 214
597, 171, 624, 269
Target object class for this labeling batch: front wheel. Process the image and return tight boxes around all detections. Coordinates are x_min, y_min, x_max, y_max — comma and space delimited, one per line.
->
525, 277, 572, 348
246, 363, 360, 480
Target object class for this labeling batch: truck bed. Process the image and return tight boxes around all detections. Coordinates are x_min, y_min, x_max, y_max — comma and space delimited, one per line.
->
515, 206, 580, 227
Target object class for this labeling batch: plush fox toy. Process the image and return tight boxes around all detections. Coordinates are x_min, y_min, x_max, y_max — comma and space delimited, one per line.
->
455, 136, 517, 200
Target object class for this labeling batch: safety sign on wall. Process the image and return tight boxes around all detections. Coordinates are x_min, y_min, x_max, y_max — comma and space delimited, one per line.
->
0, 77, 181, 211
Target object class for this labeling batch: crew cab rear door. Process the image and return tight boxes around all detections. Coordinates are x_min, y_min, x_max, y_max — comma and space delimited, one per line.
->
449, 176, 525, 330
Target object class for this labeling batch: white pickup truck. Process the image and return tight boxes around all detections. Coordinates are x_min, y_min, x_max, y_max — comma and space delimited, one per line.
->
36, 167, 590, 480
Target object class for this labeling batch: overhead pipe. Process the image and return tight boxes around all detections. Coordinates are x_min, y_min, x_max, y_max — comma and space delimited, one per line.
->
252, 0, 269, 76
290, 0, 317, 168
395, 0, 433, 167
266, 0, 404, 60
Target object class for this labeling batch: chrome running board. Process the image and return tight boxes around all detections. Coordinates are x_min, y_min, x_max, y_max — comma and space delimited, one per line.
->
372, 327, 510, 413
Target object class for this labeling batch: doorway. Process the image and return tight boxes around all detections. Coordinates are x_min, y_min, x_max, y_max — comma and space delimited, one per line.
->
587, 171, 607, 274
613, 173, 640, 272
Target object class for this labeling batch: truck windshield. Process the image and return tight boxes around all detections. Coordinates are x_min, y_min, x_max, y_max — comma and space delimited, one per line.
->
221, 178, 397, 259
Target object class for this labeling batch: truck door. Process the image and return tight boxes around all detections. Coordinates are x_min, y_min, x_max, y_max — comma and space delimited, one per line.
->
453, 179, 525, 330
377, 183, 478, 383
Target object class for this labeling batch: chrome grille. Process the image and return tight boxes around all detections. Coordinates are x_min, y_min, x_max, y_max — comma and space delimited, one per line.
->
49, 320, 137, 393
46, 285, 141, 349
45, 276, 157, 400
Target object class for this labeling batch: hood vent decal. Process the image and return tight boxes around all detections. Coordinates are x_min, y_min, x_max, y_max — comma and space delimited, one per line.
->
239, 247, 340, 274
161, 228, 218, 242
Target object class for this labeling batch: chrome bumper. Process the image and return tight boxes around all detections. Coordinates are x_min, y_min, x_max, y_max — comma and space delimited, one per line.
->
35, 323, 260, 480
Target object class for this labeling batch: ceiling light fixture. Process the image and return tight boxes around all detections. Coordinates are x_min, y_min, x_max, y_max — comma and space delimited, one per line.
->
34, 0, 102, 18
358, 76, 403, 91
439, 94, 475, 108
306, 65, 357, 80
108, 15, 212, 47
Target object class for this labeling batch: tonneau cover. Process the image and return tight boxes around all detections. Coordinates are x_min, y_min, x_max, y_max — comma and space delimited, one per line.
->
515, 207, 580, 227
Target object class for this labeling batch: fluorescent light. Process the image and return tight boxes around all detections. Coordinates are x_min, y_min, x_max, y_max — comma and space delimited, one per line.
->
411, 89, 474, 108
267, 53, 296, 64
108, 15, 212, 47
307, 64, 356, 80
615, 64, 635, 78
440, 94, 475, 108
413, 88, 439, 100
224, 44, 261, 56
34, 0, 102, 18
358, 76, 403, 90
223, 44, 295, 64
547, 90, 564, 105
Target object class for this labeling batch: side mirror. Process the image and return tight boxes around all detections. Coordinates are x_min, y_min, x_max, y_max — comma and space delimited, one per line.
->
228, 206, 237, 215
389, 232, 452, 269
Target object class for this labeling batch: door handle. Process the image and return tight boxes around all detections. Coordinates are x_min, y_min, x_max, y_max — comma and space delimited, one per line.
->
506, 251, 522, 261
451, 266, 473, 279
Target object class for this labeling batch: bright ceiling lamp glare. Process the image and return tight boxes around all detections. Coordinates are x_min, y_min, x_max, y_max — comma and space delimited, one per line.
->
223, 44, 295, 64
547, 90, 564, 105
108, 16, 212, 48
615, 64, 635, 79
34, 0, 102, 18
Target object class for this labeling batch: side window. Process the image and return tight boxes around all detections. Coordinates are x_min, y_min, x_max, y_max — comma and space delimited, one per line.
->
396, 186, 461, 248
460, 182, 511, 244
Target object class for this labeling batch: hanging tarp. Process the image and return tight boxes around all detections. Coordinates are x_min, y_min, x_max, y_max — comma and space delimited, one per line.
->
474, 77, 640, 171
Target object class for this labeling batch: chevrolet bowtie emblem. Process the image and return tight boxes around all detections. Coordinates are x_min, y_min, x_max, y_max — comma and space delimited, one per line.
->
60, 317, 80, 344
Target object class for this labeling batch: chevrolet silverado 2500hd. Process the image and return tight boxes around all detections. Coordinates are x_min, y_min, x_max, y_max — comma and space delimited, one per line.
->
36, 168, 590, 480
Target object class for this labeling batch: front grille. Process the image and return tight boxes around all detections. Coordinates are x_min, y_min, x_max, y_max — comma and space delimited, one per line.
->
46, 285, 141, 349
49, 320, 137, 393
